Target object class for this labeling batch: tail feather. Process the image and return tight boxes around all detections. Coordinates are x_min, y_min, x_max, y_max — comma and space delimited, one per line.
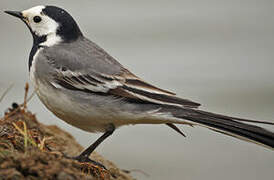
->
197, 110, 274, 125
163, 107, 274, 149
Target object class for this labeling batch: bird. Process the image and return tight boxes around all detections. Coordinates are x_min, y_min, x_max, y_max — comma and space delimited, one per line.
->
5, 5, 274, 165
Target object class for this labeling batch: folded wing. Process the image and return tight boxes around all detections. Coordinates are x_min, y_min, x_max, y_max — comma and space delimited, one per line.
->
52, 67, 201, 108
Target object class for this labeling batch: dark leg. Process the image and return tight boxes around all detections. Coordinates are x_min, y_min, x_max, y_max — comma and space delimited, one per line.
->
73, 124, 115, 168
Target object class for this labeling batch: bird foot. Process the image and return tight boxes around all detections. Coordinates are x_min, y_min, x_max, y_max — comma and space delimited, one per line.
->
62, 153, 110, 179
74, 155, 107, 170
62, 153, 107, 170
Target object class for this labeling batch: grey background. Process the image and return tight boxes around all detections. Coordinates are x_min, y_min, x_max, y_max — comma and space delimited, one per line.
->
1, 0, 274, 179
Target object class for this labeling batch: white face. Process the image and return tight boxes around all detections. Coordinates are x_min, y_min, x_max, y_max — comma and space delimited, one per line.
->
22, 6, 59, 37
22, 6, 62, 46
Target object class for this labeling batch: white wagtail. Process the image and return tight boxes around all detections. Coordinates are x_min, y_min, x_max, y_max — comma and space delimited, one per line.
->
5, 5, 274, 164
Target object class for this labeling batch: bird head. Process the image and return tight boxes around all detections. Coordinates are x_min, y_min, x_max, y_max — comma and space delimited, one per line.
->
5, 5, 83, 46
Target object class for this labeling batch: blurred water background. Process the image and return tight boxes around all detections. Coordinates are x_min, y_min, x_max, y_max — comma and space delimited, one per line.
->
1, 0, 274, 179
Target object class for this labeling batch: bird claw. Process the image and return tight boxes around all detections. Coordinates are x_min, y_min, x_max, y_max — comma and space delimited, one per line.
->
62, 153, 107, 170
73, 155, 107, 170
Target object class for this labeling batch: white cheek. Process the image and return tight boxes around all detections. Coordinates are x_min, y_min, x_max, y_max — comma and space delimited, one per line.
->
31, 17, 59, 37
28, 17, 62, 47
31, 24, 47, 36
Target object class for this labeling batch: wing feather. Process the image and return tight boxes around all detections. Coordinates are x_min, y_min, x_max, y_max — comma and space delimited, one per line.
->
52, 68, 200, 108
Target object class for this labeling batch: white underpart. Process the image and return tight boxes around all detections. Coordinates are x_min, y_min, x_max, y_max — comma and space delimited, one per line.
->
22, 5, 62, 47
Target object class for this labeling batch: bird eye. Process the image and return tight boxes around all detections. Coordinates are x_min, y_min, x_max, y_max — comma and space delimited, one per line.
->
33, 16, 42, 23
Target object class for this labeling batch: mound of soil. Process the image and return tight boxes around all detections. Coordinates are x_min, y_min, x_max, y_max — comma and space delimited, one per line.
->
0, 95, 134, 180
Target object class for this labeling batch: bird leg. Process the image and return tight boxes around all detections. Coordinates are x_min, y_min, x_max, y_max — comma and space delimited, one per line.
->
67, 124, 115, 169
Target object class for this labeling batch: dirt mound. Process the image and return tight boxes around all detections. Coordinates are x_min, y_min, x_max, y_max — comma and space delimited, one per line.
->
0, 85, 134, 180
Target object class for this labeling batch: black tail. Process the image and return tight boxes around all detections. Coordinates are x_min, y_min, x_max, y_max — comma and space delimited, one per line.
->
164, 107, 274, 149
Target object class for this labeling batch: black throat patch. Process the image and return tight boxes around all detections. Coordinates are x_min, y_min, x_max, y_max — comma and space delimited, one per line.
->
28, 34, 46, 71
